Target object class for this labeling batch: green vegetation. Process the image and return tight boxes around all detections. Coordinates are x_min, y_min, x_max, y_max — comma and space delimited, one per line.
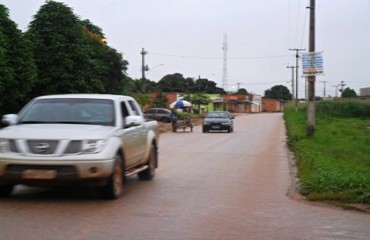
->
0, 1, 129, 116
284, 100, 370, 204
0, 5, 38, 114
264, 85, 292, 100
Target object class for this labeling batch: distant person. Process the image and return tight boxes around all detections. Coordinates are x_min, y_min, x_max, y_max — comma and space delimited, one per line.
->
170, 108, 178, 132
170, 108, 178, 123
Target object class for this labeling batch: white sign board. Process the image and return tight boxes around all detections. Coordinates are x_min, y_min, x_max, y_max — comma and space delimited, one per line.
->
302, 52, 324, 76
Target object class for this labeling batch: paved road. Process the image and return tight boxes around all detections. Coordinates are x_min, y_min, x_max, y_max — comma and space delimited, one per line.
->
0, 113, 369, 240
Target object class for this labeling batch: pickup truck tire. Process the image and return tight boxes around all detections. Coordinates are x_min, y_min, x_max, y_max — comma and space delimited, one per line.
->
99, 154, 124, 199
0, 184, 13, 197
138, 144, 156, 181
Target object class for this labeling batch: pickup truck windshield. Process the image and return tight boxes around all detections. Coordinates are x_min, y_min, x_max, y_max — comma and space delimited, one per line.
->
18, 98, 115, 126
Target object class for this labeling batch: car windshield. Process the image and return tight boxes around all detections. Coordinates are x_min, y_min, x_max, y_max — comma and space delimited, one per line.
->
18, 98, 115, 126
206, 112, 229, 118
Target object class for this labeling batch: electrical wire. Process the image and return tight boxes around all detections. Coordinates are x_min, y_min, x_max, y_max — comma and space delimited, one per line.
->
231, 81, 285, 86
300, 5, 308, 48
149, 51, 291, 60
289, 0, 309, 49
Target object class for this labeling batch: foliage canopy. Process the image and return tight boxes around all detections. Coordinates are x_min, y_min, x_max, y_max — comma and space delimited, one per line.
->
25, 1, 128, 96
0, 4, 37, 114
264, 85, 292, 100
341, 87, 357, 98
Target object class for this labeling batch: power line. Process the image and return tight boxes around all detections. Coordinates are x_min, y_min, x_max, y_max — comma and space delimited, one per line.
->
149, 51, 291, 60
234, 81, 285, 86
300, 7, 309, 48
288, 0, 309, 50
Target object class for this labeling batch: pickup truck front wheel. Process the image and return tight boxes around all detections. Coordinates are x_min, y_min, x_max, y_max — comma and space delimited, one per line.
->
99, 154, 124, 199
0, 184, 14, 197
138, 144, 156, 181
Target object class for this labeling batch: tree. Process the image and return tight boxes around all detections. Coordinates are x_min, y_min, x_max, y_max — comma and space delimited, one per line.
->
236, 88, 248, 95
264, 85, 292, 100
341, 87, 357, 98
81, 19, 128, 94
192, 77, 225, 94
26, 1, 89, 95
184, 77, 195, 93
0, 5, 37, 114
158, 73, 188, 92
26, 1, 128, 96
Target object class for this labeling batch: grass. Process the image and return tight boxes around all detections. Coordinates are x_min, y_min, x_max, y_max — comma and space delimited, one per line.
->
284, 100, 370, 204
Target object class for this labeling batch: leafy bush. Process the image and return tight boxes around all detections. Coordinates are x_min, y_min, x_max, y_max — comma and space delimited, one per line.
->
284, 101, 370, 204
316, 100, 370, 118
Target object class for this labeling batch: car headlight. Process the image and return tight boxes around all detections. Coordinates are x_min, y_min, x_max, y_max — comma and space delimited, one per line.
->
81, 140, 106, 154
221, 122, 230, 125
203, 122, 210, 125
0, 139, 8, 153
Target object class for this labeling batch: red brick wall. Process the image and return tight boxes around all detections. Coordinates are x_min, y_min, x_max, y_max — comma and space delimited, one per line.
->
262, 98, 283, 112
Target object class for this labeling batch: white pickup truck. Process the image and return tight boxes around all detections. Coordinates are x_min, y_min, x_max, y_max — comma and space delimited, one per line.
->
0, 94, 158, 199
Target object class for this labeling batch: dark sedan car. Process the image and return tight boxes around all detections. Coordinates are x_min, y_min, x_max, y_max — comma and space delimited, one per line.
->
202, 111, 234, 133
143, 108, 172, 123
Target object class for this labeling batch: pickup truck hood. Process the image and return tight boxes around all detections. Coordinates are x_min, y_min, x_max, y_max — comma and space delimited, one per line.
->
0, 124, 116, 140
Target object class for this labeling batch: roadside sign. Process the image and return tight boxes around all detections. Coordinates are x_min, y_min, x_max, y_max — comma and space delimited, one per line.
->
302, 52, 324, 76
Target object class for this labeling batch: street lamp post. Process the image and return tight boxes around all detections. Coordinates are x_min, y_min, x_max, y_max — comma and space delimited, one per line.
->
148, 64, 164, 72
197, 74, 215, 93
141, 48, 148, 93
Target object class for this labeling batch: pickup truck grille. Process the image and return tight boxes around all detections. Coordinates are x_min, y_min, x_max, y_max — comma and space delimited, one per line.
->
28, 140, 58, 154
65, 140, 82, 154
7, 140, 82, 155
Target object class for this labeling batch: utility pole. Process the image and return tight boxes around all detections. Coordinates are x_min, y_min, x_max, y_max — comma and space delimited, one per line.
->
307, 0, 315, 136
339, 80, 346, 92
222, 34, 228, 92
289, 48, 305, 112
320, 80, 327, 99
339, 80, 346, 100
287, 66, 296, 101
333, 85, 339, 98
198, 75, 201, 92
237, 82, 242, 91
303, 76, 308, 100
141, 48, 148, 93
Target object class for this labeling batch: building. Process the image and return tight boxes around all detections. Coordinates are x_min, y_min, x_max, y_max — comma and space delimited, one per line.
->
147, 92, 283, 113
261, 98, 285, 112
360, 87, 370, 97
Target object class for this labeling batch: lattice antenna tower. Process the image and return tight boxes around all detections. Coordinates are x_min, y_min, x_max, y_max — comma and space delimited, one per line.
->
222, 34, 228, 92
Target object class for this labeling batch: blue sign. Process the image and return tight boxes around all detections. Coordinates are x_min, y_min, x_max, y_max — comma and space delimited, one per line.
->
302, 52, 324, 76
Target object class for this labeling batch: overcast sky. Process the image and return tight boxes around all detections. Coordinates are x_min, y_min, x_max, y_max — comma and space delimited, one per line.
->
2, 0, 370, 97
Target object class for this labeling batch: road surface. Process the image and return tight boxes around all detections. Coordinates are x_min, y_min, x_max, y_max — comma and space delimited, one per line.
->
0, 113, 369, 240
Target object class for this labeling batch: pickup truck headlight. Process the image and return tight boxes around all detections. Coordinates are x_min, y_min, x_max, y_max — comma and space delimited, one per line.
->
81, 140, 106, 154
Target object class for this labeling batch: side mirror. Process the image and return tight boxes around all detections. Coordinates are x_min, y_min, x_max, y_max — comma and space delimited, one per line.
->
2, 114, 18, 126
124, 115, 144, 128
